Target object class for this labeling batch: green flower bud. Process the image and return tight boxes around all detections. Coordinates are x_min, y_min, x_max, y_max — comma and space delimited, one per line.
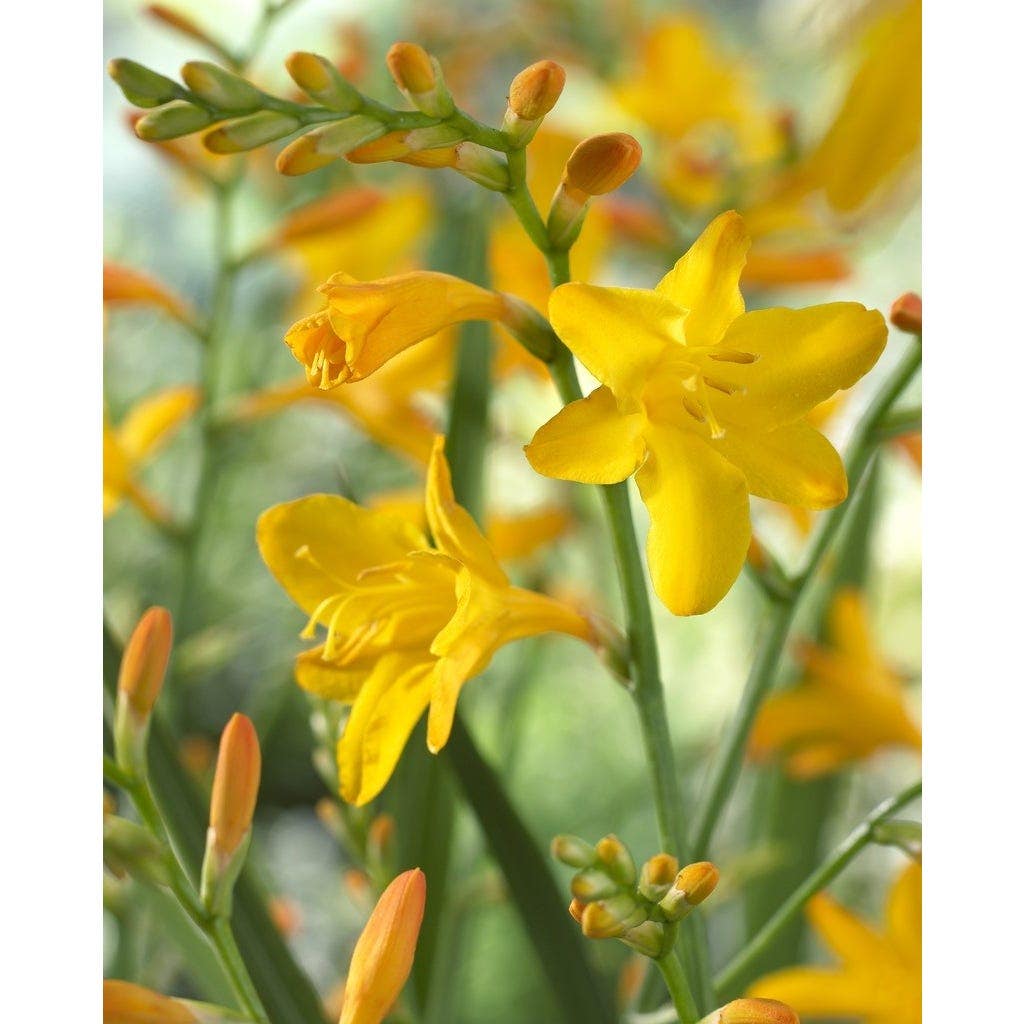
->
570, 868, 620, 901
181, 60, 263, 111
135, 101, 215, 141
551, 834, 597, 868
596, 834, 637, 886
203, 111, 301, 154
108, 58, 180, 108
285, 51, 363, 113
103, 817, 171, 886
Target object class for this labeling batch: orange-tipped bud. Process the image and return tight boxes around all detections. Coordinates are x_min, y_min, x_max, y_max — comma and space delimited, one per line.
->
570, 868, 619, 901
275, 116, 386, 175
135, 101, 214, 141
564, 133, 642, 196
580, 894, 646, 939
453, 143, 511, 191
638, 852, 679, 901
285, 51, 362, 113
340, 868, 426, 1024
698, 998, 799, 1024
145, 4, 220, 52
104, 979, 197, 1023
209, 713, 261, 862
181, 61, 262, 111
552, 834, 597, 868
659, 861, 719, 920
568, 897, 586, 923
509, 60, 566, 120
117, 607, 173, 719
386, 42, 436, 95
595, 834, 636, 885
890, 291, 922, 334
203, 111, 301, 154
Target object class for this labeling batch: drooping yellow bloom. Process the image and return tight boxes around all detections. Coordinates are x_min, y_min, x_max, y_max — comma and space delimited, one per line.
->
340, 868, 426, 1024
258, 437, 595, 805
525, 212, 886, 615
750, 589, 920, 777
749, 863, 921, 1024
104, 387, 200, 523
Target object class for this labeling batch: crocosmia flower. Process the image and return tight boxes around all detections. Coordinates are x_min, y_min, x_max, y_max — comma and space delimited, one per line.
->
525, 211, 886, 615
258, 437, 595, 805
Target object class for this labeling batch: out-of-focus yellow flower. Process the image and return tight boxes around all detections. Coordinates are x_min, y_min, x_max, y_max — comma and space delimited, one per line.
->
285, 271, 510, 389
525, 212, 886, 615
103, 979, 197, 1023
104, 387, 200, 524
750, 589, 920, 777
231, 328, 453, 466
749, 863, 921, 1024
370, 487, 572, 563
103, 262, 195, 324
698, 998, 799, 1024
258, 437, 596, 804
614, 16, 783, 210
340, 868, 426, 1024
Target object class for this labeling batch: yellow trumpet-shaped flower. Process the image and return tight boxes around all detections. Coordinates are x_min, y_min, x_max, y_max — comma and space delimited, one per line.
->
258, 436, 595, 805
750, 589, 920, 777
285, 271, 509, 389
525, 212, 886, 615
104, 387, 200, 524
340, 868, 426, 1024
749, 863, 921, 1024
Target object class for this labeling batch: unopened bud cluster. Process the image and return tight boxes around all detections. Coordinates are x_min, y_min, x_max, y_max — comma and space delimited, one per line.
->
553, 833, 718, 958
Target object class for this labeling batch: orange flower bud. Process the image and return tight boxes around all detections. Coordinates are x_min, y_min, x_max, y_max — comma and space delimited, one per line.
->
564, 133, 642, 196
580, 894, 646, 938
659, 861, 719, 919
285, 51, 362, 113
698, 998, 799, 1024
595, 834, 636, 885
340, 868, 426, 1024
386, 42, 436, 95
275, 117, 386, 175
103, 263, 194, 323
568, 897, 585, 923
638, 852, 679, 900
890, 291, 922, 334
145, 4, 218, 51
104, 979, 197, 1023
118, 607, 173, 720
209, 713, 261, 861
508, 60, 566, 120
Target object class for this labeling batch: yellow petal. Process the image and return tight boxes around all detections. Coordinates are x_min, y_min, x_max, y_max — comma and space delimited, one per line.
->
525, 386, 647, 484
713, 420, 847, 509
257, 495, 426, 615
486, 506, 572, 562
294, 645, 367, 702
749, 685, 856, 759
655, 211, 749, 346
806, 892, 890, 966
828, 588, 876, 665
548, 283, 683, 398
635, 424, 750, 615
748, 966, 880, 1018
425, 436, 507, 586
103, 262, 194, 323
886, 862, 922, 969
117, 386, 201, 463
712, 303, 887, 429
103, 979, 197, 1023
337, 652, 435, 806
784, 740, 856, 779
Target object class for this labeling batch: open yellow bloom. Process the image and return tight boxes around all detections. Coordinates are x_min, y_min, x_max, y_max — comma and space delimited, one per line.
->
104, 387, 199, 523
258, 437, 595, 805
285, 271, 508, 389
525, 212, 886, 615
749, 863, 921, 1024
750, 589, 920, 777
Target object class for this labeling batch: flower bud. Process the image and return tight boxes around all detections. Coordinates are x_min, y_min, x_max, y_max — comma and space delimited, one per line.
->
340, 868, 426, 1024
581, 894, 646, 938
145, 4, 220, 52
570, 868, 620, 901
503, 60, 566, 144
620, 920, 668, 958
108, 58, 180, 108
871, 818, 922, 862
181, 61, 262, 111
453, 143, 511, 191
638, 853, 679, 902
595, 834, 636, 886
385, 42, 453, 118
276, 116, 387, 175
135, 101, 214, 141
498, 294, 559, 361
203, 111, 301, 154
201, 713, 261, 916
697, 998, 799, 1024
568, 897, 585, 923
104, 816, 171, 886
367, 813, 396, 866
552, 834, 597, 868
104, 980, 197, 1024
659, 861, 719, 921
285, 51, 362, 113
890, 291, 922, 335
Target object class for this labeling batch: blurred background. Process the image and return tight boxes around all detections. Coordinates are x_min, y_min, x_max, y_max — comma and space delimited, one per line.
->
103, 0, 921, 1020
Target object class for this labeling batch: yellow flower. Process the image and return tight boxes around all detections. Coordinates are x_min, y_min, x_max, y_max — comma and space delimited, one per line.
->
103, 980, 197, 1023
340, 868, 426, 1024
104, 387, 200, 524
231, 328, 454, 466
103, 261, 195, 324
285, 271, 509, 389
257, 436, 595, 805
749, 863, 921, 1024
525, 212, 886, 615
750, 589, 920, 777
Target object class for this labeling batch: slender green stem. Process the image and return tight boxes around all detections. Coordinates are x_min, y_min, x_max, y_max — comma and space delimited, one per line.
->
691, 343, 922, 859
874, 405, 921, 441
657, 951, 701, 1023
714, 780, 922, 997
210, 917, 270, 1023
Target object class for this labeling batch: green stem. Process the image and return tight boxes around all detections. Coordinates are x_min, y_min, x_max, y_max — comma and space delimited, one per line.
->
210, 917, 270, 1023
874, 405, 921, 441
714, 780, 922, 997
656, 951, 701, 1023
691, 343, 922, 859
